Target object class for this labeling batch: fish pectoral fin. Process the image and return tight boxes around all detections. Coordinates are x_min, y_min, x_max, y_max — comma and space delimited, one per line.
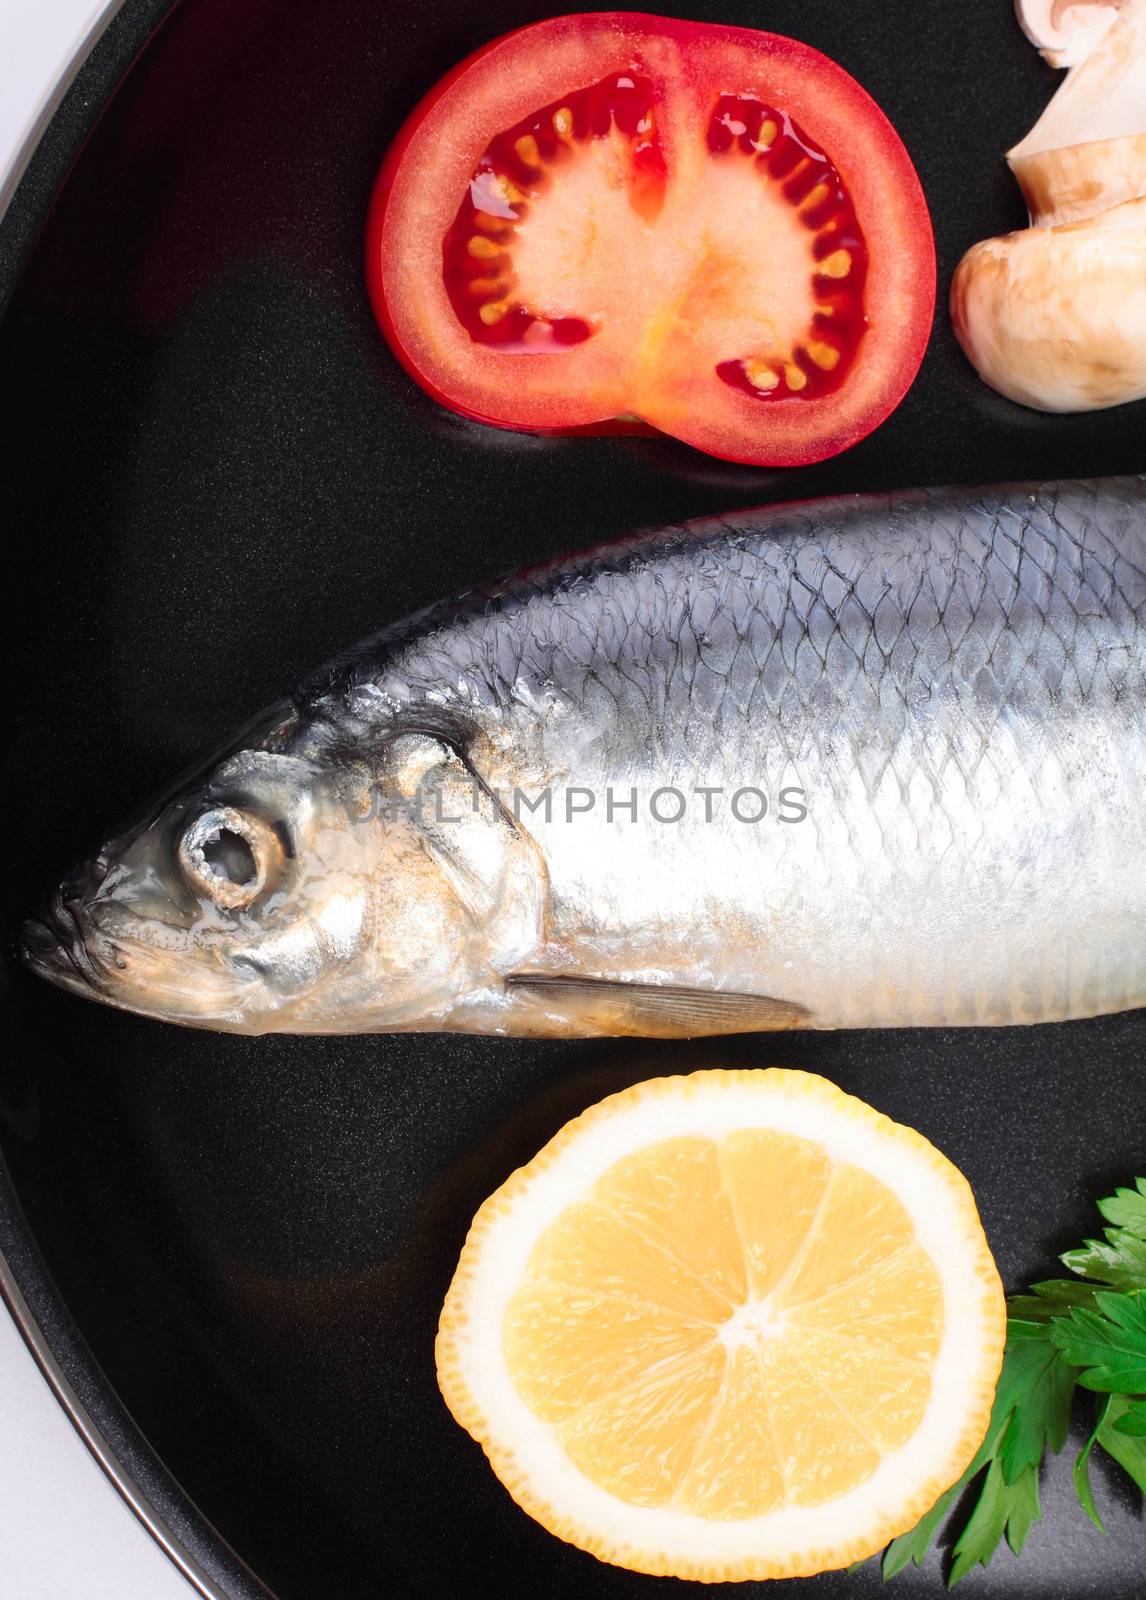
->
504, 974, 810, 1037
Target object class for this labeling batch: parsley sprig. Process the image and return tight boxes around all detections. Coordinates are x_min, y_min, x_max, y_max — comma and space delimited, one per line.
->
882, 1177, 1146, 1586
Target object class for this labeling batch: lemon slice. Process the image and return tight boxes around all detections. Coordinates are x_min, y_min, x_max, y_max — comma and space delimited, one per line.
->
437, 1069, 1005, 1581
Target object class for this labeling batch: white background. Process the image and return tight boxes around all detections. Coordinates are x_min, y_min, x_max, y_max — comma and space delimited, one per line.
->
2, 7, 194, 1596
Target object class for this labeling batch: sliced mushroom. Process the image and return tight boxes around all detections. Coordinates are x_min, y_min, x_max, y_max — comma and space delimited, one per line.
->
1015, 0, 1125, 67
951, 196, 1146, 411
1010, 131, 1146, 224
1011, 0, 1146, 155
1008, 0, 1146, 224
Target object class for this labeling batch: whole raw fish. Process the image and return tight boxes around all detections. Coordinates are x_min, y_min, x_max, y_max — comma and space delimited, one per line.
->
22, 477, 1146, 1034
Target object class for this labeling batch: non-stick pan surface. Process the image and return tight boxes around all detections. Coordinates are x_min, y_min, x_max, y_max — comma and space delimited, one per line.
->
2, 2, 1143, 1597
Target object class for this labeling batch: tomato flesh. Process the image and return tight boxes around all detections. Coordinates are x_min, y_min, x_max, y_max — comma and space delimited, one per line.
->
369, 13, 934, 466
442, 73, 662, 353
707, 96, 869, 404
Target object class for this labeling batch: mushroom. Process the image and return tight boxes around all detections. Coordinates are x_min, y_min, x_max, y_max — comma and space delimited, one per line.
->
1009, 0, 1146, 224
951, 196, 1146, 411
952, 0, 1146, 411
1015, 0, 1125, 67
1013, 0, 1144, 146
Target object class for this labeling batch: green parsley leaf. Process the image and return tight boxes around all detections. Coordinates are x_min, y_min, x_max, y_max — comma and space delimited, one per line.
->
1112, 1398, 1146, 1437
996, 1330, 1075, 1479
881, 1176, 1146, 1588
1098, 1396, 1146, 1489
1050, 1290, 1146, 1394
1059, 1183, 1146, 1292
1096, 1179, 1146, 1239
947, 1459, 1043, 1585
1073, 1393, 1113, 1532
1007, 1279, 1102, 1320
880, 1486, 958, 1579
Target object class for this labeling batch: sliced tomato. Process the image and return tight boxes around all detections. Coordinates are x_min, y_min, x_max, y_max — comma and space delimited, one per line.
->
367, 13, 935, 466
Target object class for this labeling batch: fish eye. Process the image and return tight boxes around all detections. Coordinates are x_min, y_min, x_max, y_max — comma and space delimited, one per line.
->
177, 806, 281, 910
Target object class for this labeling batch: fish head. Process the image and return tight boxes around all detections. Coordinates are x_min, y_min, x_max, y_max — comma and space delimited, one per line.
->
22, 715, 544, 1033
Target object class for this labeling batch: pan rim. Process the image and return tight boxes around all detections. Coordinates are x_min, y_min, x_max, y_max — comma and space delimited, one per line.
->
0, 0, 127, 224
0, 1242, 257, 1600
0, 3, 271, 1596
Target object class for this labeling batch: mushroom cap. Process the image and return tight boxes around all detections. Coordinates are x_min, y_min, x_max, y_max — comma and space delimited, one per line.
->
951, 195, 1146, 412
1015, 0, 1125, 68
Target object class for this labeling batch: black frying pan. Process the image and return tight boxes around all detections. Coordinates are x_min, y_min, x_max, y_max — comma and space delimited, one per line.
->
2, 2, 1143, 1597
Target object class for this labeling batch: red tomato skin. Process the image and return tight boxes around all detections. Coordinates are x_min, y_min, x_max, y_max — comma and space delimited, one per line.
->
366, 23, 531, 426
366, 13, 935, 466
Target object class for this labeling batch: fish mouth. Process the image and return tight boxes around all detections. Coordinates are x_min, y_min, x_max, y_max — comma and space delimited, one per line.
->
20, 911, 102, 996
19, 862, 110, 998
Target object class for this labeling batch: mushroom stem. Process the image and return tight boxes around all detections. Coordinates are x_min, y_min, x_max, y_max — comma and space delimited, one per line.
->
1010, 132, 1146, 225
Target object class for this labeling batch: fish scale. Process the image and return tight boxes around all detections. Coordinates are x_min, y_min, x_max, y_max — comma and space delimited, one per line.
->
22, 478, 1146, 1035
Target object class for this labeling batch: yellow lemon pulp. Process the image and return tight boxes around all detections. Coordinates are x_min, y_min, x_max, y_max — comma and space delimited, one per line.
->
437, 1070, 1005, 1581
504, 1132, 942, 1515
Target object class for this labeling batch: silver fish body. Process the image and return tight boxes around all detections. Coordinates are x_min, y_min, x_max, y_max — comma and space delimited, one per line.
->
23, 477, 1146, 1034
